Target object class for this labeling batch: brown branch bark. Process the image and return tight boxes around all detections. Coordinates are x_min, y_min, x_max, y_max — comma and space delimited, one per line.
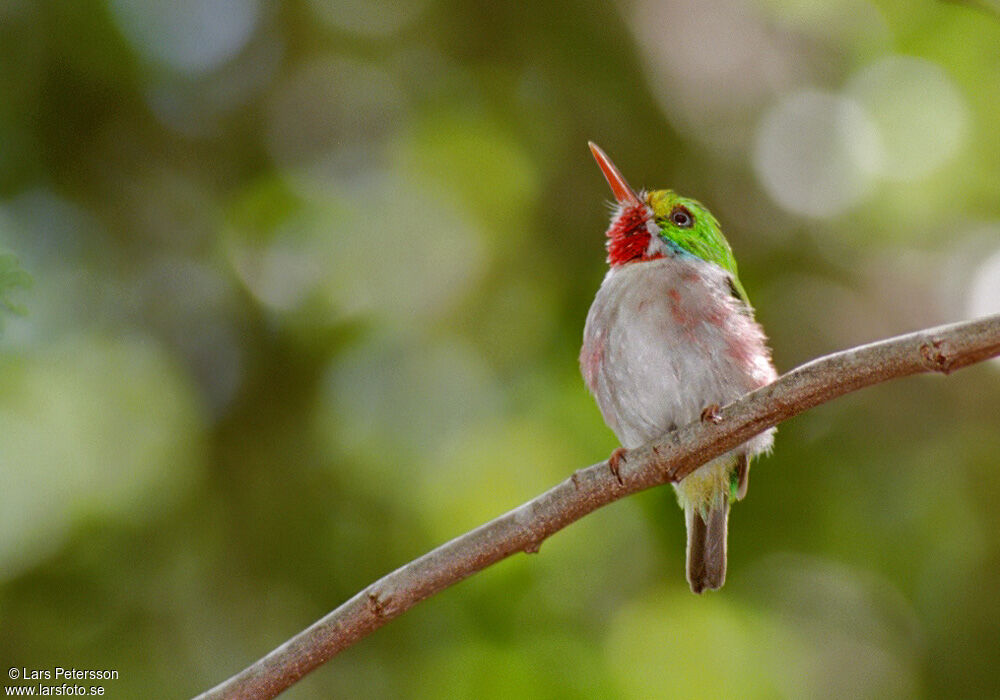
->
194, 314, 1000, 700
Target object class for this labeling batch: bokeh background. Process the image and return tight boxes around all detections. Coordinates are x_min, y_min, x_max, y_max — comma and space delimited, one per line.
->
2, 0, 1000, 697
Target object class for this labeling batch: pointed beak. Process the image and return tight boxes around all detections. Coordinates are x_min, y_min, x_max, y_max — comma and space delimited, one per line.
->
588, 142, 642, 207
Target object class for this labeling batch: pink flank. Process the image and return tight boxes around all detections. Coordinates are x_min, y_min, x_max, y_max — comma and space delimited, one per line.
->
580, 328, 605, 389
666, 288, 692, 328
725, 321, 778, 387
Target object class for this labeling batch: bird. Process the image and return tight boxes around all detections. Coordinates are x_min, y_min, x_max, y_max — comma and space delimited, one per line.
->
580, 142, 777, 593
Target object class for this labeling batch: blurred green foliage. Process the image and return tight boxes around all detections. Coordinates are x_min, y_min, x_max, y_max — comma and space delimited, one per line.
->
0, 252, 30, 320
1, 0, 999, 698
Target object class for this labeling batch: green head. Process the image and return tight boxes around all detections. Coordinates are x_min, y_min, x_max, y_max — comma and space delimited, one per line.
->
646, 190, 748, 303
589, 142, 749, 304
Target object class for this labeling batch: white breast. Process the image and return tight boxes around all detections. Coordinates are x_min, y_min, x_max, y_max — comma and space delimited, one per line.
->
580, 256, 776, 452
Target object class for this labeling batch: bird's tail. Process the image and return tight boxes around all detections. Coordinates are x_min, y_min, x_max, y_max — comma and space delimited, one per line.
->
685, 496, 730, 594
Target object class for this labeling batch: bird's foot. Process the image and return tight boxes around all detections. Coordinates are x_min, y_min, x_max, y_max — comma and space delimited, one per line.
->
608, 447, 627, 486
700, 403, 722, 424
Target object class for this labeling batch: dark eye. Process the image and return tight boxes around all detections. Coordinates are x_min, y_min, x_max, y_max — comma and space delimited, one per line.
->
670, 206, 693, 228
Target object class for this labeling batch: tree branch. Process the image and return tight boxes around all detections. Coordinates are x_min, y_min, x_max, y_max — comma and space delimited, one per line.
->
195, 314, 1000, 700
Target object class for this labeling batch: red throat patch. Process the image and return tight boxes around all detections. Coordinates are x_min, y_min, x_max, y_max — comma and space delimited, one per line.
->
606, 204, 663, 267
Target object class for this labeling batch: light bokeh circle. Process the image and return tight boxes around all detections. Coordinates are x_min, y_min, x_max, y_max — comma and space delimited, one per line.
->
754, 90, 882, 218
